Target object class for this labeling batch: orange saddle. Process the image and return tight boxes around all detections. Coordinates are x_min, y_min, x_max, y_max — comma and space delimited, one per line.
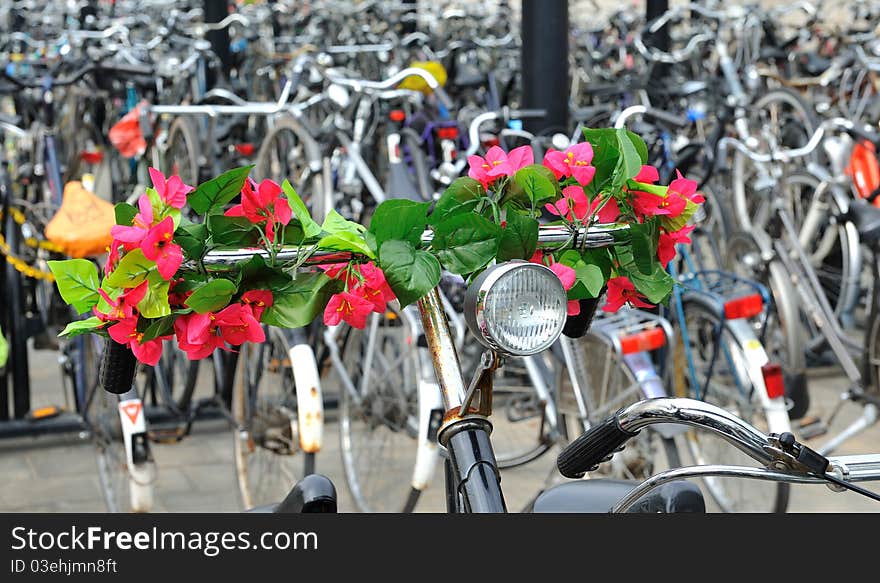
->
44, 181, 115, 258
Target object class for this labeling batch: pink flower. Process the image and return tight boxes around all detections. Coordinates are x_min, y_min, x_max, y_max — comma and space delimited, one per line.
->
633, 165, 659, 183
141, 216, 183, 280
174, 313, 225, 360
668, 170, 705, 204
631, 190, 687, 219
467, 145, 534, 189
548, 262, 583, 316
214, 303, 265, 345
545, 185, 590, 220
94, 281, 148, 321
589, 195, 620, 223
357, 263, 396, 312
110, 193, 154, 246
148, 167, 193, 209
657, 225, 695, 267
241, 290, 273, 321
323, 292, 374, 328
543, 142, 596, 185
225, 179, 292, 242
602, 276, 653, 312
107, 316, 169, 366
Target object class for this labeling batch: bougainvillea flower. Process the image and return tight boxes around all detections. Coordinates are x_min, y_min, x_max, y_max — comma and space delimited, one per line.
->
506, 145, 534, 173
467, 145, 534, 188
631, 190, 687, 218
225, 178, 292, 242
657, 225, 695, 267
214, 303, 265, 345
110, 193, 154, 245
93, 281, 148, 321
633, 165, 660, 184
323, 291, 374, 328
148, 167, 193, 209
241, 290, 273, 321
107, 316, 169, 366
589, 195, 621, 223
548, 262, 583, 316
174, 313, 225, 360
141, 216, 183, 280
543, 142, 596, 185
602, 276, 653, 312
545, 185, 591, 220
357, 263, 397, 312
668, 170, 705, 204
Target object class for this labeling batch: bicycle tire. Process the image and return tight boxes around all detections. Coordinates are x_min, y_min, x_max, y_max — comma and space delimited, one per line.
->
232, 326, 312, 510
162, 117, 200, 188
679, 300, 790, 513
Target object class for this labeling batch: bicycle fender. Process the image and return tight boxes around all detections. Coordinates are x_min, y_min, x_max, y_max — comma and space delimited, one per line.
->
290, 343, 324, 454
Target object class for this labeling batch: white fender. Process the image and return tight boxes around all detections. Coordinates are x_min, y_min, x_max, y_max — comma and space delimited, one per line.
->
290, 343, 324, 453
411, 381, 443, 491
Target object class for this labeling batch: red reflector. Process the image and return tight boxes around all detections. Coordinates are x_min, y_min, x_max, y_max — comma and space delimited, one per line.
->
437, 127, 459, 139
620, 327, 666, 355
724, 294, 763, 320
482, 136, 500, 148
234, 143, 255, 157
389, 109, 406, 122
761, 362, 785, 399
80, 150, 103, 164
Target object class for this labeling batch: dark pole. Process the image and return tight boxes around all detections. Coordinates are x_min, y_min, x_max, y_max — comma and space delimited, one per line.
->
402, 0, 417, 35
521, 0, 569, 135
204, 0, 231, 88
645, 0, 670, 80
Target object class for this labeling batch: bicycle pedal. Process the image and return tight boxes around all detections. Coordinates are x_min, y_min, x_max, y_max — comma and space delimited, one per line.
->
26, 405, 63, 421
148, 427, 186, 443
797, 416, 828, 440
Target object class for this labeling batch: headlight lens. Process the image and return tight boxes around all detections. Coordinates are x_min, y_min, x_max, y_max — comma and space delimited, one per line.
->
464, 262, 568, 356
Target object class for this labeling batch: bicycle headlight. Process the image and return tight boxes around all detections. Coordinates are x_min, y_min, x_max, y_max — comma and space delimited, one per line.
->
464, 261, 567, 356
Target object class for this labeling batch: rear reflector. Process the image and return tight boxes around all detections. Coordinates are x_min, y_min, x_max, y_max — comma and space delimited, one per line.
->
234, 143, 255, 157
437, 127, 459, 139
80, 150, 103, 164
724, 294, 763, 320
389, 109, 406, 122
761, 362, 785, 399
620, 327, 666, 354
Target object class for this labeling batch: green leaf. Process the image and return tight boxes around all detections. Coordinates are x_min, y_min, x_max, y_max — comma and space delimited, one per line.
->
187, 166, 253, 215
497, 210, 538, 262
626, 264, 675, 304
48, 259, 101, 314
318, 231, 375, 258
281, 180, 322, 239
582, 248, 613, 279
379, 240, 441, 307
558, 250, 605, 299
138, 271, 171, 319
612, 127, 643, 192
185, 278, 237, 313
114, 202, 138, 226
322, 209, 365, 235
428, 177, 483, 227
513, 165, 558, 206
660, 199, 699, 233
626, 130, 648, 165
0, 324, 7, 368
368, 199, 430, 248
237, 254, 292, 292
431, 213, 502, 275
207, 214, 261, 247
58, 316, 105, 338
141, 315, 175, 342
174, 222, 208, 260
261, 272, 339, 328
146, 187, 181, 229
630, 219, 659, 275
581, 128, 620, 196
104, 248, 155, 289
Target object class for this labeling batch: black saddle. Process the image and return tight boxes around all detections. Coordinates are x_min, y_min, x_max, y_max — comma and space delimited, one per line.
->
530, 478, 705, 513
847, 199, 880, 246
247, 474, 338, 513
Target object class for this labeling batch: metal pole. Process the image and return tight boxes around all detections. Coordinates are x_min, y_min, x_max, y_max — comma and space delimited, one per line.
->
204, 0, 231, 88
521, 0, 569, 135
645, 0, 670, 80
402, 0, 417, 35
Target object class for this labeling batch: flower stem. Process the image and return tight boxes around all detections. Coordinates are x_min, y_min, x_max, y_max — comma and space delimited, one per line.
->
626, 180, 668, 196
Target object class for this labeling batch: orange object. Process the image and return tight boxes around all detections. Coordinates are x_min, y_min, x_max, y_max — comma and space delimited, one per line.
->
44, 181, 115, 258
846, 140, 880, 206
619, 327, 666, 354
723, 294, 764, 320
109, 102, 147, 158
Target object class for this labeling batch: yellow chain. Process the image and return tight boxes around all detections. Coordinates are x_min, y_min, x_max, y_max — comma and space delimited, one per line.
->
0, 208, 58, 281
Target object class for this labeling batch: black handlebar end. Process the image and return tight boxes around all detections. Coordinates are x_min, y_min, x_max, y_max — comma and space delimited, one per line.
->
557, 414, 639, 478
99, 339, 138, 395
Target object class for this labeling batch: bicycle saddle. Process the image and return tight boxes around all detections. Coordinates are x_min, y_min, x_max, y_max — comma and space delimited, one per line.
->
846, 199, 880, 246
247, 474, 338, 513
529, 479, 705, 513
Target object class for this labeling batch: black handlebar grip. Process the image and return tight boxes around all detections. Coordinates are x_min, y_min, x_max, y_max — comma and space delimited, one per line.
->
557, 415, 639, 478
99, 339, 137, 395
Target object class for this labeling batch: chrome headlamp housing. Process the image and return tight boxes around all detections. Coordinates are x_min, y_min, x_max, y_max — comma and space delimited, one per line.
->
464, 261, 568, 356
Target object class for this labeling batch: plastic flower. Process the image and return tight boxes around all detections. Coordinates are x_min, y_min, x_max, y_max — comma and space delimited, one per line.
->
110, 193, 154, 246
323, 291, 374, 328
657, 225, 695, 267
241, 290, 273, 321
225, 179, 292, 242
543, 142, 596, 185
107, 316, 169, 366
668, 170, 705, 204
548, 262, 583, 316
214, 303, 265, 345
589, 195, 620, 223
631, 190, 687, 218
545, 185, 590, 220
174, 312, 226, 360
141, 216, 183, 280
148, 167, 193, 209
357, 263, 396, 313
93, 281, 148, 321
467, 145, 534, 188
603, 276, 652, 312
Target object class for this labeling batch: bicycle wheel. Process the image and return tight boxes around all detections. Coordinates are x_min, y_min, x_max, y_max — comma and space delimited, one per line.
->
731, 88, 818, 232
232, 326, 312, 510
558, 333, 676, 480
679, 302, 789, 513
162, 117, 200, 188
337, 310, 421, 512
